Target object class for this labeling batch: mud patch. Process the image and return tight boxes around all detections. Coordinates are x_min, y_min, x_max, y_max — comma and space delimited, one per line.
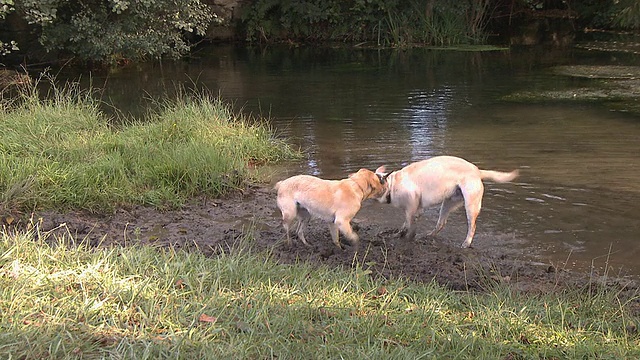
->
32, 186, 636, 293
552, 65, 640, 79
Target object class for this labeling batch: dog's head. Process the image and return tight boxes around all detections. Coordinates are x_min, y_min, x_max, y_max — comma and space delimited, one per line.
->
349, 166, 389, 200
373, 165, 392, 203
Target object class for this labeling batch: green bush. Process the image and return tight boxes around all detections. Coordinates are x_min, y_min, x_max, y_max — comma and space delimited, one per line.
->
16, 0, 214, 64
0, 0, 18, 55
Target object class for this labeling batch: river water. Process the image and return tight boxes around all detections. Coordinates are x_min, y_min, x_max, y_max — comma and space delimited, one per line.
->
58, 44, 640, 277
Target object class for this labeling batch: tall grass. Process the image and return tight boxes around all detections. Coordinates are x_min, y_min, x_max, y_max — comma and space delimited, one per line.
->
243, 0, 491, 47
0, 227, 638, 359
382, 1, 486, 48
0, 77, 299, 213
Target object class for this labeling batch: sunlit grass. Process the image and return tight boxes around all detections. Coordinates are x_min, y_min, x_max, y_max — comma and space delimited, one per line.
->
0, 77, 299, 213
1, 227, 638, 359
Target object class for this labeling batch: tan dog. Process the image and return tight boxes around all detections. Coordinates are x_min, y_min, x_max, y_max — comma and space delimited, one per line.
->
275, 167, 387, 249
376, 156, 518, 248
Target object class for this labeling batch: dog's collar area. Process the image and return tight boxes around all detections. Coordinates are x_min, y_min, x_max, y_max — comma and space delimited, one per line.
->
351, 178, 368, 197
384, 171, 395, 204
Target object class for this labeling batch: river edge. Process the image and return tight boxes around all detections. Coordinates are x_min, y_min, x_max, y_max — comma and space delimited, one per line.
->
25, 184, 638, 299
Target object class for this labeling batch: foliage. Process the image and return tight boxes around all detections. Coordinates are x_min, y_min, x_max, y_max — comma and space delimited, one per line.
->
557, 0, 640, 30
239, 0, 386, 43
613, 0, 640, 29
0, 0, 18, 55
239, 0, 492, 47
0, 228, 639, 358
14, 0, 214, 64
0, 76, 299, 213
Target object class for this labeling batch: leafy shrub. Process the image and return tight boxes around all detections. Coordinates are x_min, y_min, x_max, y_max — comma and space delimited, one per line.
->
16, 0, 214, 64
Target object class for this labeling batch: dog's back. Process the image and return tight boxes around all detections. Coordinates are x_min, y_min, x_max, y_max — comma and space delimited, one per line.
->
275, 168, 388, 248
381, 155, 518, 248
405, 156, 517, 188
275, 175, 336, 199
275, 175, 339, 222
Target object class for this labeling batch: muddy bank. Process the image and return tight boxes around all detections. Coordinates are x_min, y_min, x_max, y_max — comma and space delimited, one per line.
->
32, 185, 636, 294
502, 64, 640, 116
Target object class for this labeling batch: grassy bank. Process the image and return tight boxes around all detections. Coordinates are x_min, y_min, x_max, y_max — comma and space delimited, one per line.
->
0, 79, 298, 214
0, 228, 638, 359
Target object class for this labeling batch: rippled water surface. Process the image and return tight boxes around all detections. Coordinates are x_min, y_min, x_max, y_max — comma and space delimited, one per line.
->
59, 45, 640, 276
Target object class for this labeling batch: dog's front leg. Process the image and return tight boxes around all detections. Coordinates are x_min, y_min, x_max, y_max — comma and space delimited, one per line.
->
397, 223, 409, 238
332, 217, 360, 249
403, 216, 419, 240
398, 219, 418, 240
328, 222, 342, 249
399, 201, 420, 240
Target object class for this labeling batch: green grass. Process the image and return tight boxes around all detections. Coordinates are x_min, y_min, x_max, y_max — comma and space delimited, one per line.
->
0, 78, 299, 213
0, 227, 638, 359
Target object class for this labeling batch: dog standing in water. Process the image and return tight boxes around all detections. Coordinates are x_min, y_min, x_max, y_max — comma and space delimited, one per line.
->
376, 156, 518, 248
275, 167, 387, 249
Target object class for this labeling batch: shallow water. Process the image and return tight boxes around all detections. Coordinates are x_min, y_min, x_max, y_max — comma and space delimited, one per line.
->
57, 44, 640, 276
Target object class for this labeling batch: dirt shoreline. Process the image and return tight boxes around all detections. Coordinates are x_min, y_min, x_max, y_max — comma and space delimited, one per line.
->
32, 185, 637, 294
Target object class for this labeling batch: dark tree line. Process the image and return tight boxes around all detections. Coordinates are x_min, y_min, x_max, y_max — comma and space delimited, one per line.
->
0, 0, 638, 66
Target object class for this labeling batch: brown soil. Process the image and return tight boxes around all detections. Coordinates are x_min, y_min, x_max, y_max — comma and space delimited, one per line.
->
32, 185, 636, 294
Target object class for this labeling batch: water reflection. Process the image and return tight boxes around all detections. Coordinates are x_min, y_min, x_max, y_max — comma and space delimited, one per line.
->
404, 88, 452, 162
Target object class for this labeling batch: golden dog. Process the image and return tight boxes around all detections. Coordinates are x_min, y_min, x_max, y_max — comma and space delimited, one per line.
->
275, 167, 387, 249
376, 156, 518, 248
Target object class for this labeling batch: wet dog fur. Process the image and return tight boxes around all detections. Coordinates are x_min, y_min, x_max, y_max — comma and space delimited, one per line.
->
275, 167, 387, 249
376, 156, 518, 248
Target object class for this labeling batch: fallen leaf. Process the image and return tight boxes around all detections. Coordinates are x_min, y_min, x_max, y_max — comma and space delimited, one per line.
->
198, 314, 217, 323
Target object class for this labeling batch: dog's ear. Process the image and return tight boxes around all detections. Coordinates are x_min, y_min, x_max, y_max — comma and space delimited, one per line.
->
375, 166, 388, 184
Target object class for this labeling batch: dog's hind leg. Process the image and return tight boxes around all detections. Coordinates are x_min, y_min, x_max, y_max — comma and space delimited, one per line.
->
429, 188, 464, 237
282, 217, 294, 246
459, 180, 484, 248
277, 198, 297, 246
295, 206, 311, 246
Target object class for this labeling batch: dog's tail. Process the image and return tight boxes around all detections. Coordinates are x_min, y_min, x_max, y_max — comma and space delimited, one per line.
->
479, 169, 519, 183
